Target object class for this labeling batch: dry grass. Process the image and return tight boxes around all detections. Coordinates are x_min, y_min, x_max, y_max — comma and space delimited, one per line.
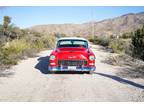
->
104, 54, 144, 78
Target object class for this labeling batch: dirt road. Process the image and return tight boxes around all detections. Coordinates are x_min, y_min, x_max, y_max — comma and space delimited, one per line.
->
0, 45, 144, 102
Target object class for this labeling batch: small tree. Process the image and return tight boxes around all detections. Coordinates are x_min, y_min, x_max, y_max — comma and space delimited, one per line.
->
3, 16, 11, 29
2, 16, 11, 39
131, 25, 144, 60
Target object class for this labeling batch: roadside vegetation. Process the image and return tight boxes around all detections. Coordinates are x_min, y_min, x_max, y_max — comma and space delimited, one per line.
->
88, 25, 144, 60
0, 16, 56, 69
88, 25, 144, 78
88, 35, 131, 54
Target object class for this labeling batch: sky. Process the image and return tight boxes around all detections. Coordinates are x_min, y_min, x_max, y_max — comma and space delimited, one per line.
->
0, 6, 144, 28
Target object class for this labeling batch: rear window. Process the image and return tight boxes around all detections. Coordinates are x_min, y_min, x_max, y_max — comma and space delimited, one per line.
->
57, 40, 88, 48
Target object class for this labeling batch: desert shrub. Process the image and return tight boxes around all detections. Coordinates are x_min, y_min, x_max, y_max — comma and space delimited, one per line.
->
87, 36, 95, 43
88, 36, 110, 46
109, 39, 127, 53
98, 36, 111, 46
41, 34, 56, 49
88, 35, 131, 54
31, 39, 44, 51
124, 39, 133, 56
29, 34, 56, 50
0, 33, 56, 66
131, 26, 144, 60
120, 32, 133, 39
0, 48, 18, 65
4, 39, 29, 55
0, 39, 30, 65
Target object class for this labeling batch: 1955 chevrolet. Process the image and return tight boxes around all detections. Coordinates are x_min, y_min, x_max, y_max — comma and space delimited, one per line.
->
48, 37, 96, 73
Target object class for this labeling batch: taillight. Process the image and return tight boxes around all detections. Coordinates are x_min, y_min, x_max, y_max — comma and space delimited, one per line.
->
50, 55, 56, 60
89, 55, 95, 61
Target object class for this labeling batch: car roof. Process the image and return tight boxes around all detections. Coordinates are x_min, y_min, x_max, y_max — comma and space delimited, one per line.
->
57, 37, 88, 41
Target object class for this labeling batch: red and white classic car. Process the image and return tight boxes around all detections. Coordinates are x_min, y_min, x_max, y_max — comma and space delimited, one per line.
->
48, 37, 96, 73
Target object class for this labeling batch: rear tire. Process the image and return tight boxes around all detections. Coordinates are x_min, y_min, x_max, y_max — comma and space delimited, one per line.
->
89, 71, 94, 74
52, 71, 56, 74
85, 71, 94, 74
85, 71, 90, 74
49, 71, 56, 74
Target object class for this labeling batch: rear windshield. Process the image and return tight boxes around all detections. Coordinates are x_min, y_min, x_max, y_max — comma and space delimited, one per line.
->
57, 40, 88, 48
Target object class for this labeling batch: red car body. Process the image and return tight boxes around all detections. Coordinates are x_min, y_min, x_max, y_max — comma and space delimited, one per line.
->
48, 37, 96, 73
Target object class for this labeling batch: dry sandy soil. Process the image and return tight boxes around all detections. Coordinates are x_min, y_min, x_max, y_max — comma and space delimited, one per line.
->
0, 45, 144, 102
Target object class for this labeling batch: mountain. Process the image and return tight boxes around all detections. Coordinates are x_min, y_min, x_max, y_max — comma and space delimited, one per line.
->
30, 12, 144, 37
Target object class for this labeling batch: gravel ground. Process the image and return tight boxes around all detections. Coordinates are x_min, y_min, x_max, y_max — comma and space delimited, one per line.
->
0, 45, 144, 102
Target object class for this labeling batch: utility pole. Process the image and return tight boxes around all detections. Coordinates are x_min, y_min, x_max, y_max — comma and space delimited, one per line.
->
91, 7, 95, 39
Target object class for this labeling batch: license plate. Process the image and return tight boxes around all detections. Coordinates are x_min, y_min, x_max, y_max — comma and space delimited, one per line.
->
68, 66, 76, 70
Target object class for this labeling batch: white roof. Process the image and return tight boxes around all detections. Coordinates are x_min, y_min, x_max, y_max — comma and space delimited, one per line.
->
57, 37, 88, 41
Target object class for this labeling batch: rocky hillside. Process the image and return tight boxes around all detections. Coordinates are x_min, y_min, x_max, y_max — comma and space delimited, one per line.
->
30, 12, 144, 37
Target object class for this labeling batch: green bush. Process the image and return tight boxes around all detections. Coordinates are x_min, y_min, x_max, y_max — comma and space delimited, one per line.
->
0, 33, 56, 66
5, 39, 29, 54
41, 34, 56, 49
98, 37, 110, 46
131, 26, 144, 60
88, 36, 110, 47
0, 48, 18, 65
87, 36, 95, 43
120, 32, 133, 39
0, 39, 29, 65
88, 35, 132, 54
109, 39, 128, 53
